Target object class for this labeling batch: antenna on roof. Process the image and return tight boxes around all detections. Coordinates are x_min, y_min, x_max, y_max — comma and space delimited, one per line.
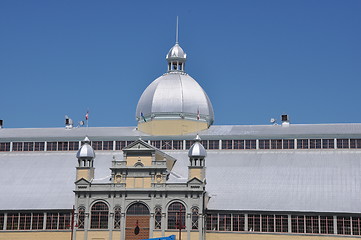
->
176, 16, 179, 44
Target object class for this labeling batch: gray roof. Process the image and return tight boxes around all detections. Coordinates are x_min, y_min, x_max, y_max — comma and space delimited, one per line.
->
2, 123, 361, 141
169, 150, 361, 213
76, 138, 95, 159
0, 151, 118, 210
135, 72, 214, 125
1, 148, 361, 213
166, 43, 187, 60
188, 136, 207, 158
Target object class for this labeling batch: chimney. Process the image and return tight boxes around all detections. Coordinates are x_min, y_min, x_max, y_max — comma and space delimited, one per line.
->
281, 114, 290, 127
65, 115, 73, 129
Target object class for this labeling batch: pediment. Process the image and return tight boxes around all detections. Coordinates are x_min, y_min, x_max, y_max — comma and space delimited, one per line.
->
122, 139, 156, 152
75, 178, 91, 185
187, 177, 203, 185
122, 139, 177, 171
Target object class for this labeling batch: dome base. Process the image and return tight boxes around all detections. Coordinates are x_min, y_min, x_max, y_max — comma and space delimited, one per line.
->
138, 119, 209, 136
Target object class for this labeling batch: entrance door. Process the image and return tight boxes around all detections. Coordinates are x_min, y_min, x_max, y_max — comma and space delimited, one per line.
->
125, 203, 150, 240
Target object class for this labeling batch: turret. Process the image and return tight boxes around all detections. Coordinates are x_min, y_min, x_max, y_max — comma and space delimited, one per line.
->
76, 137, 95, 181
188, 135, 206, 182
166, 43, 187, 72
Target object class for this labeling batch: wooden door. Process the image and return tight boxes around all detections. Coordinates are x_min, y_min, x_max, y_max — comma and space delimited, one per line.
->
125, 203, 150, 240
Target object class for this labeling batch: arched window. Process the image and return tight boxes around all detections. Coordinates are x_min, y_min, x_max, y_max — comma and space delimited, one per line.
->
154, 207, 162, 229
191, 207, 199, 229
127, 203, 149, 215
78, 207, 85, 229
114, 206, 121, 229
91, 202, 109, 229
168, 202, 185, 230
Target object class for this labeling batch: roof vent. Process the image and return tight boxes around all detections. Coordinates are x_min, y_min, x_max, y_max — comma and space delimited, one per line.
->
281, 114, 290, 127
65, 115, 73, 129
0, 120, 3, 129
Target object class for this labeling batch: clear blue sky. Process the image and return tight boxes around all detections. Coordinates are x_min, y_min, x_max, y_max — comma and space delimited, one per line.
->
1, 0, 360, 128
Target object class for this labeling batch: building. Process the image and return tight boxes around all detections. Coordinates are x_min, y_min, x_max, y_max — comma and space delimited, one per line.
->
1, 37, 361, 240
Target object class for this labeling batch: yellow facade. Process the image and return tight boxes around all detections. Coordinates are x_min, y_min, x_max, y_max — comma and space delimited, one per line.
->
0, 231, 71, 240
126, 156, 152, 167
189, 168, 203, 181
138, 119, 208, 136
2, 231, 360, 240
125, 177, 152, 188
206, 232, 361, 240
75, 230, 120, 240
87, 230, 110, 240
76, 168, 94, 181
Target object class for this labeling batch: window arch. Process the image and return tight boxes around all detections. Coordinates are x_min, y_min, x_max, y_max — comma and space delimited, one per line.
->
127, 202, 150, 215
90, 202, 109, 229
77, 207, 85, 229
154, 207, 162, 229
168, 202, 185, 230
134, 162, 144, 167
191, 207, 199, 229
114, 206, 121, 229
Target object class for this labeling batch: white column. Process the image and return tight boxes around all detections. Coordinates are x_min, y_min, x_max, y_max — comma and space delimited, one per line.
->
121, 213, 126, 240
43, 212, 47, 230
244, 213, 248, 231
3, 213, 7, 230
150, 213, 154, 238
161, 213, 166, 237
288, 214, 292, 233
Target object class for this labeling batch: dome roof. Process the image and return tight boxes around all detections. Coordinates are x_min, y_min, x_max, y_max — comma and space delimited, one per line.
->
136, 72, 214, 125
76, 137, 95, 159
188, 135, 207, 158
166, 43, 186, 60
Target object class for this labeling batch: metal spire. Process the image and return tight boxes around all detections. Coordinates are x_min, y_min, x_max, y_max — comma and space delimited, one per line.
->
176, 16, 179, 44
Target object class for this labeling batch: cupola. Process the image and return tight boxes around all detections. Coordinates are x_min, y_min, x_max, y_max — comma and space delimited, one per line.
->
76, 137, 95, 159
166, 43, 187, 72
188, 135, 207, 158
188, 135, 207, 182
76, 137, 95, 182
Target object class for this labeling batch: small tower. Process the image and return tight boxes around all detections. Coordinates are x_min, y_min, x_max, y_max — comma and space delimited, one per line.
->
188, 135, 207, 182
76, 137, 95, 181
166, 43, 187, 72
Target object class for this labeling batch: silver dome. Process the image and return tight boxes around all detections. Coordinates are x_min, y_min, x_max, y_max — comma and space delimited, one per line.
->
76, 137, 95, 159
166, 43, 186, 60
188, 135, 207, 158
136, 72, 214, 125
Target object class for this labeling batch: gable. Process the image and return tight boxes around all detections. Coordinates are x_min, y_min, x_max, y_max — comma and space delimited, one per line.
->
123, 139, 155, 151
75, 178, 90, 185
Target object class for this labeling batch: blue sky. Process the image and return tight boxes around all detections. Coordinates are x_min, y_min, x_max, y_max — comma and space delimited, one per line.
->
1, 0, 360, 128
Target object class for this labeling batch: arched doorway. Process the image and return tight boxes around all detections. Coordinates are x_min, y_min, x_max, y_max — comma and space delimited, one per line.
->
126, 202, 150, 240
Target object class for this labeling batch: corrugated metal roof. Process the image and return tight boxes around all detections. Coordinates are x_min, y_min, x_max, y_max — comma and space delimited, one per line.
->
168, 150, 361, 213
2, 123, 361, 141
1, 149, 360, 213
135, 72, 214, 124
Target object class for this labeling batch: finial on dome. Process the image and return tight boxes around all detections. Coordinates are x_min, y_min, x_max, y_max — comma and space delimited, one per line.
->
176, 16, 179, 44
194, 134, 201, 141
83, 136, 90, 143
166, 16, 187, 73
